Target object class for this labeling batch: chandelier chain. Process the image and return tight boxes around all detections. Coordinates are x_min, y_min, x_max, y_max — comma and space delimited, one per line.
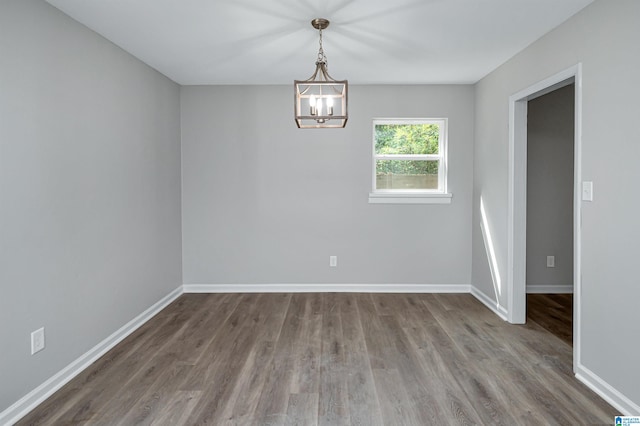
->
317, 28, 327, 65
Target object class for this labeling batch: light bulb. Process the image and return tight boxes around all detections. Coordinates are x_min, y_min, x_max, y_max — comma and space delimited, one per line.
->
326, 96, 334, 116
309, 94, 316, 115
316, 98, 323, 116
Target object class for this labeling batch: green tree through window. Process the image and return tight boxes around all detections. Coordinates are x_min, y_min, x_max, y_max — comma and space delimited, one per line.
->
373, 120, 446, 192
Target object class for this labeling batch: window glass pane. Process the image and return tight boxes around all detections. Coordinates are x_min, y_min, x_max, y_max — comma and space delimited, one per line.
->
376, 160, 439, 190
374, 123, 440, 155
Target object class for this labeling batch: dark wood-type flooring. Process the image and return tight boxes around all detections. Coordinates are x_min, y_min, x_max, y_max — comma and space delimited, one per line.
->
527, 293, 573, 347
18, 293, 616, 425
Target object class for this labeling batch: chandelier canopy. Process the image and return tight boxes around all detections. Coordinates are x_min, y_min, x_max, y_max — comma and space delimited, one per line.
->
294, 18, 348, 129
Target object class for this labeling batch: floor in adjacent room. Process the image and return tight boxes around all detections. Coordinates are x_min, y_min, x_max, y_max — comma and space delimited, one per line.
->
527, 293, 573, 347
18, 292, 615, 425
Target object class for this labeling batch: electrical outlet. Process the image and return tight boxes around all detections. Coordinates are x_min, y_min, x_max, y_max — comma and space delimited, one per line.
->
329, 255, 337, 267
31, 327, 45, 355
547, 256, 555, 268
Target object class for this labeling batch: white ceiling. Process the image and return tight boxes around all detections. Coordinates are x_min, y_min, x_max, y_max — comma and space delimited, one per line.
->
45, 0, 594, 85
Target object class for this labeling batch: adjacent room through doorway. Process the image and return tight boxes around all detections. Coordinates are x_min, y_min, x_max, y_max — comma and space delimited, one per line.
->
525, 83, 575, 347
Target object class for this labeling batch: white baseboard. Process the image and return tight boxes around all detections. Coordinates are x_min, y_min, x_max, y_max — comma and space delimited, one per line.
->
575, 364, 640, 416
526, 284, 574, 294
183, 283, 471, 294
470, 286, 509, 321
0, 286, 183, 426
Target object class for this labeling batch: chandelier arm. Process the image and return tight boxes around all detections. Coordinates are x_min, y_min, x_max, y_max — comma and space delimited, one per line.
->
318, 63, 339, 82
303, 67, 320, 82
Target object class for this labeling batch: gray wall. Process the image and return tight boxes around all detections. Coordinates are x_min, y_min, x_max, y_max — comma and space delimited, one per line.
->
0, 0, 182, 412
181, 85, 474, 285
526, 85, 575, 290
472, 0, 639, 407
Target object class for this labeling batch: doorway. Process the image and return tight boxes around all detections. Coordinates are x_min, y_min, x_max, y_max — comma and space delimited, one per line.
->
525, 83, 575, 346
507, 64, 582, 370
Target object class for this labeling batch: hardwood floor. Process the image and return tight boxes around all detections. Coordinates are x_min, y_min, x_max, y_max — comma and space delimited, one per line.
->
17, 293, 616, 425
527, 293, 573, 347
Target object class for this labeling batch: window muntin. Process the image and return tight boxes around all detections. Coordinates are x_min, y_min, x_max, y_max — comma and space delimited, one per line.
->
372, 119, 447, 194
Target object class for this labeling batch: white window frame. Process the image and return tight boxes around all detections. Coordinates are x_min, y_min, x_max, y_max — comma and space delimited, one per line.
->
369, 118, 452, 204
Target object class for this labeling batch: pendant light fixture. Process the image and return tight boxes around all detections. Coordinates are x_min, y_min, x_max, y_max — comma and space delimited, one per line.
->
294, 18, 348, 129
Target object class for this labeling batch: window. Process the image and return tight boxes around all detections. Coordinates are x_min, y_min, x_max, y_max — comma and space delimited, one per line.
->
369, 118, 451, 204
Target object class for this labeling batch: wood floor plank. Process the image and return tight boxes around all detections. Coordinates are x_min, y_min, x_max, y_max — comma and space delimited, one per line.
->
113, 363, 194, 426
527, 294, 572, 346
219, 294, 292, 423
285, 393, 319, 426
184, 293, 271, 424
149, 390, 201, 426
317, 293, 350, 426
363, 295, 460, 424
339, 294, 384, 426
16, 293, 618, 426
86, 295, 232, 425
372, 368, 424, 425
425, 294, 581, 425
250, 293, 315, 426
354, 294, 396, 370
288, 293, 322, 395
401, 295, 517, 425
378, 312, 479, 425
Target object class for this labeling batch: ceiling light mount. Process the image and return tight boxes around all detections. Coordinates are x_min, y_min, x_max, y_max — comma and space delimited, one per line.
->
294, 18, 348, 129
311, 18, 330, 31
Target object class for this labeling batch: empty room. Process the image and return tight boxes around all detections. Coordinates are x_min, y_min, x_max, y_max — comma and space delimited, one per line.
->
1, 0, 639, 424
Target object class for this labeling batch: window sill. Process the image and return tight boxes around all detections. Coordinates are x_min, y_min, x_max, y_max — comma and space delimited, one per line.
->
368, 192, 452, 204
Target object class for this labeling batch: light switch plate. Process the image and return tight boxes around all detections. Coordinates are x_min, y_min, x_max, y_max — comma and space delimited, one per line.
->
31, 327, 45, 355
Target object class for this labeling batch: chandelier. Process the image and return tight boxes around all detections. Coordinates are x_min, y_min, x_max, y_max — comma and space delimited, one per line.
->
294, 18, 348, 129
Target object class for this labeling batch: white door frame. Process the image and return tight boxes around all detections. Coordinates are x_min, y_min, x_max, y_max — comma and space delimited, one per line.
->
507, 63, 582, 369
